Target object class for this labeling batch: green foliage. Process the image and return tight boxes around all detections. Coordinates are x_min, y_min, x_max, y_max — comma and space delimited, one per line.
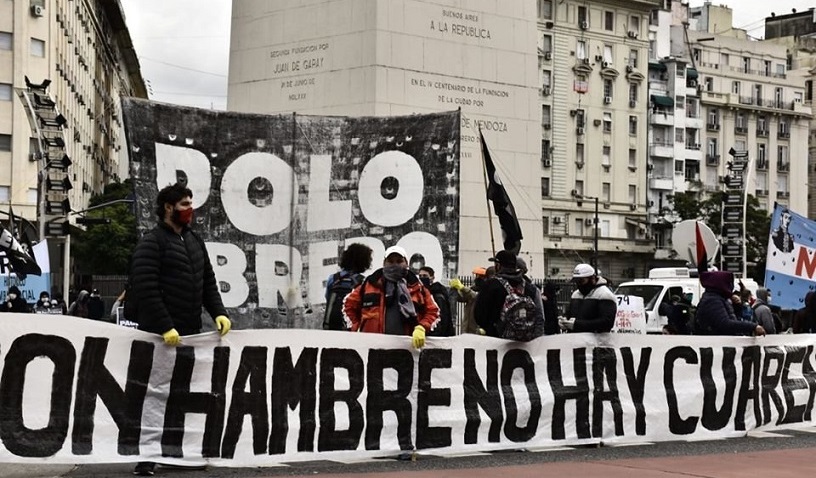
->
669, 191, 771, 281
71, 180, 137, 275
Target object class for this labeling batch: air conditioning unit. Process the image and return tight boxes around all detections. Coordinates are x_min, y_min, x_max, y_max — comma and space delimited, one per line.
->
630, 204, 638, 211
585, 218, 594, 226
593, 119, 602, 127
570, 109, 577, 117
688, 80, 698, 88
543, 123, 551, 129
603, 96, 612, 104
595, 55, 604, 62
543, 159, 552, 167
580, 21, 589, 30
545, 21, 554, 29
542, 86, 551, 96
544, 51, 552, 60
576, 161, 585, 169
602, 61, 611, 68
576, 127, 585, 135
627, 31, 638, 38
626, 65, 634, 73
553, 216, 562, 224
629, 99, 637, 108
571, 189, 579, 197
31, 5, 44, 17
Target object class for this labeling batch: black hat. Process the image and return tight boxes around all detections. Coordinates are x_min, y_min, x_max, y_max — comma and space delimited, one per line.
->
489, 250, 517, 268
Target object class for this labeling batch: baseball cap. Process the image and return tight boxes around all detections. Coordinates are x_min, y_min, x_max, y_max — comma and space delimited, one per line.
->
384, 245, 408, 261
489, 250, 517, 268
572, 263, 595, 279
472, 266, 487, 276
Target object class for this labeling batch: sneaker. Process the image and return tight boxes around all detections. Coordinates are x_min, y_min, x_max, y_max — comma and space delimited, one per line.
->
133, 462, 155, 476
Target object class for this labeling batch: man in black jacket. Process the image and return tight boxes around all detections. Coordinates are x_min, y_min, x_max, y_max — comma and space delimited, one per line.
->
418, 266, 454, 336
559, 263, 617, 333
695, 271, 765, 336
130, 183, 231, 476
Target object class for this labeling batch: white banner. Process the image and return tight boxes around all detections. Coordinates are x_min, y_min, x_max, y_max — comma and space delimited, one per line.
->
1, 314, 815, 465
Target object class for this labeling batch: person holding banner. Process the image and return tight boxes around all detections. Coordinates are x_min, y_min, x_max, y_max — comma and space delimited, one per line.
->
129, 183, 232, 477
695, 271, 765, 336
342, 245, 439, 348
558, 263, 617, 333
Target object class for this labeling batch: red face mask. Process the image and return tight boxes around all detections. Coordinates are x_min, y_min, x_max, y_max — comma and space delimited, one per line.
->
172, 207, 194, 226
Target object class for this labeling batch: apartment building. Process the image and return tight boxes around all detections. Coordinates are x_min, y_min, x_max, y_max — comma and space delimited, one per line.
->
763, 8, 816, 217
0, 0, 146, 229
538, 0, 661, 279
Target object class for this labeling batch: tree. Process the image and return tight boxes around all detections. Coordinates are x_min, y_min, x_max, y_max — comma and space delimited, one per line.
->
669, 191, 771, 281
71, 180, 137, 275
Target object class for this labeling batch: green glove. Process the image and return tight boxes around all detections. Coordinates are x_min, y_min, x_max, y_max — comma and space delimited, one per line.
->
412, 325, 426, 349
162, 328, 181, 346
215, 315, 231, 336
449, 278, 464, 291
478, 328, 486, 336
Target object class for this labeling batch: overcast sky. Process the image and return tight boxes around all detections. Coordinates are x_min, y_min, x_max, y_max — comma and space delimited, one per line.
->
119, 1, 814, 111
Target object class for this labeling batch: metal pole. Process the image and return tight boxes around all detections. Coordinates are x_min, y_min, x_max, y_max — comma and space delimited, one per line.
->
62, 234, 70, 301
593, 197, 599, 275
742, 155, 752, 278
38, 171, 45, 240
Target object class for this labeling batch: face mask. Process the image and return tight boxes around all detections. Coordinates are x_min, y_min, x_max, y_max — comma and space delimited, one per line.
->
172, 207, 194, 226
419, 277, 432, 287
577, 283, 594, 296
7, 293, 17, 300
382, 264, 407, 281
473, 278, 485, 290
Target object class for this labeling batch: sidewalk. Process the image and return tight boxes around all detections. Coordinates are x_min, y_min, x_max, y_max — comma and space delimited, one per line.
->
0, 464, 75, 478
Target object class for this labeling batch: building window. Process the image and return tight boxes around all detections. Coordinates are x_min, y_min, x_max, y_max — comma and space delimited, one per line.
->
708, 108, 719, 125
742, 57, 750, 73
537, 0, 552, 19
602, 146, 611, 166
754, 84, 763, 102
539, 34, 552, 55
629, 148, 637, 168
675, 95, 684, 109
30, 38, 45, 57
776, 63, 786, 77
0, 32, 11, 51
758, 143, 766, 161
576, 143, 585, 163
707, 138, 718, 158
693, 48, 701, 63
542, 217, 549, 235
721, 53, 729, 67
629, 116, 637, 135
541, 69, 551, 89
704, 77, 713, 91
0, 83, 11, 101
779, 119, 789, 134
648, 40, 656, 60
757, 116, 767, 133
629, 15, 640, 36
675, 128, 684, 143
805, 81, 811, 101
575, 179, 584, 196
578, 6, 588, 26
574, 218, 584, 236
603, 79, 613, 98
778, 145, 788, 163
27, 188, 37, 204
732, 81, 740, 95
764, 60, 771, 76
603, 112, 612, 133
775, 87, 783, 107
541, 177, 550, 197
604, 11, 614, 31
576, 40, 587, 60
542, 105, 551, 127
629, 49, 638, 68
629, 83, 638, 102
603, 44, 613, 63
0, 134, 10, 152
575, 109, 585, 128
0, 186, 8, 202
542, 139, 551, 163
736, 112, 745, 128
602, 182, 611, 202
628, 185, 637, 204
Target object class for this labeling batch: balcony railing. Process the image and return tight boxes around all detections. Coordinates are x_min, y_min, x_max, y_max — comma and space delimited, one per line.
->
778, 161, 790, 172
739, 96, 754, 105
706, 154, 720, 166
734, 126, 748, 134
685, 143, 701, 150
778, 130, 790, 139
756, 159, 768, 170
756, 128, 768, 137
706, 122, 720, 131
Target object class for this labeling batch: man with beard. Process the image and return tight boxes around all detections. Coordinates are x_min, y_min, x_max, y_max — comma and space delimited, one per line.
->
343, 245, 439, 347
474, 250, 543, 340
129, 183, 231, 477
450, 266, 494, 334
558, 263, 617, 333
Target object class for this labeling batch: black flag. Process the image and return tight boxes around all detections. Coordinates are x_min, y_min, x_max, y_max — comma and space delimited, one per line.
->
0, 225, 41, 279
480, 131, 522, 254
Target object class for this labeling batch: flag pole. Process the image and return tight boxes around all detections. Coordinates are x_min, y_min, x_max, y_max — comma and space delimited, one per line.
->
479, 128, 497, 258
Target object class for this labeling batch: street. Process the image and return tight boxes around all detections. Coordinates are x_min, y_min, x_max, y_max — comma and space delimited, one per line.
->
4, 426, 816, 478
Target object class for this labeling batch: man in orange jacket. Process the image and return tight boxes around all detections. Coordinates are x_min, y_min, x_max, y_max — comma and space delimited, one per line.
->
343, 245, 439, 348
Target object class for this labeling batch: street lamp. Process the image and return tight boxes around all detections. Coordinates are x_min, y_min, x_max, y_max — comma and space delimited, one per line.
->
573, 192, 599, 275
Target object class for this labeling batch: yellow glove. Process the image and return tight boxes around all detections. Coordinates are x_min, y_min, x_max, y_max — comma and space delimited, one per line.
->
162, 328, 181, 346
479, 328, 486, 336
215, 315, 231, 336
449, 278, 464, 291
412, 325, 426, 349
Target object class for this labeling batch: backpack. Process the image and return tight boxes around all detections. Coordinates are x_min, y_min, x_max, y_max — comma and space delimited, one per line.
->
323, 271, 364, 330
497, 277, 538, 341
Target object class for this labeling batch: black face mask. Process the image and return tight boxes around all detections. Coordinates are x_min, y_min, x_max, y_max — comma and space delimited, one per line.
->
577, 282, 595, 296
419, 277, 432, 288
473, 278, 485, 291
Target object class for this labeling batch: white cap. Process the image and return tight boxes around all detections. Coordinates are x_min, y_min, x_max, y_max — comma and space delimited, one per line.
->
572, 263, 595, 278
384, 245, 408, 261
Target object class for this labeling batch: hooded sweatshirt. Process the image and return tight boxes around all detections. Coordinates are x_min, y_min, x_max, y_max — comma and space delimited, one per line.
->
4, 286, 31, 313
695, 272, 756, 336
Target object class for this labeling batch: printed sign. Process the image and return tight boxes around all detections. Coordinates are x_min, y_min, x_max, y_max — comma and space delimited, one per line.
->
612, 295, 646, 334
123, 99, 460, 329
764, 205, 816, 310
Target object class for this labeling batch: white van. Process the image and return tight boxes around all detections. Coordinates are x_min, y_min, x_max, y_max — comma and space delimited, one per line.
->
614, 268, 759, 334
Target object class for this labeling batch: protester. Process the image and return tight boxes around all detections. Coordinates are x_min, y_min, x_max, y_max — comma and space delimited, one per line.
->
474, 250, 543, 341
87, 289, 106, 321
67, 290, 90, 318
541, 281, 561, 335
129, 182, 231, 477
559, 263, 617, 333
3, 286, 31, 313
418, 266, 455, 336
323, 243, 372, 331
51, 292, 68, 315
752, 288, 776, 334
694, 271, 765, 336
110, 289, 127, 323
342, 245, 439, 347
450, 266, 494, 334
792, 291, 816, 333
516, 257, 546, 335
33, 291, 61, 315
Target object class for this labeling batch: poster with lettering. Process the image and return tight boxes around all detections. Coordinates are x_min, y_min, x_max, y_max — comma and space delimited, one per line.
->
122, 99, 460, 329
764, 204, 816, 310
612, 295, 646, 334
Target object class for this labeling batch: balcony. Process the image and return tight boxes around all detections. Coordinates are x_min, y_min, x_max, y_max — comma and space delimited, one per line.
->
738, 96, 755, 105
756, 128, 768, 137
706, 122, 720, 131
778, 191, 790, 198
649, 176, 674, 190
685, 143, 703, 160
650, 111, 674, 126
706, 154, 720, 167
778, 161, 790, 172
778, 130, 790, 139
756, 189, 768, 197
734, 126, 748, 135
650, 141, 674, 158
756, 159, 768, 171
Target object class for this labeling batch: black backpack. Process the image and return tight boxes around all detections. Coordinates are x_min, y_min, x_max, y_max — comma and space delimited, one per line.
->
323, 271, 364, 330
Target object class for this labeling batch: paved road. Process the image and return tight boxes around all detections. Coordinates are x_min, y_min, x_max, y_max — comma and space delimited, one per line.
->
3, 428, 816, 477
